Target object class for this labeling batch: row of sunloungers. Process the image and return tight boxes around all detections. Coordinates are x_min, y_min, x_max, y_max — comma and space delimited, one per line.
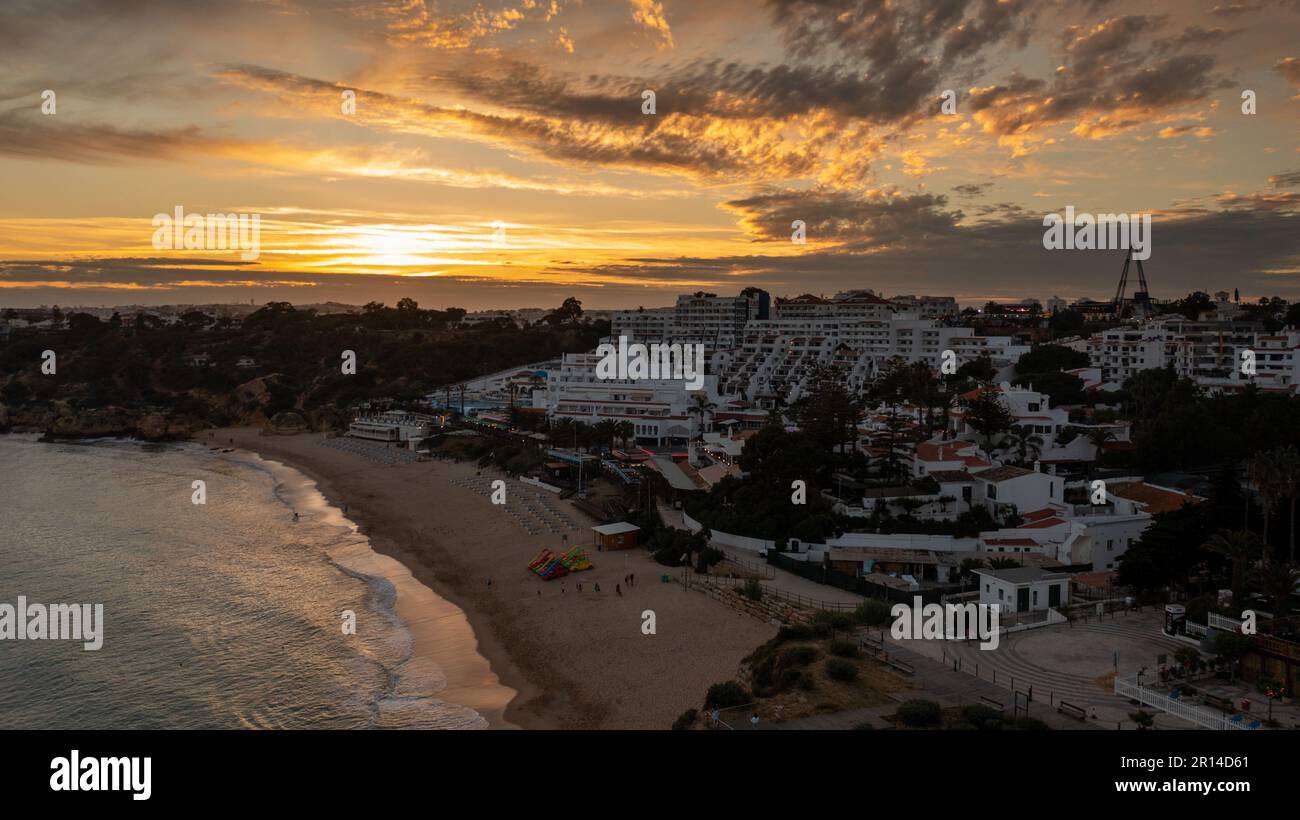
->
447, 475, 581, 535
319, 436, 418, 465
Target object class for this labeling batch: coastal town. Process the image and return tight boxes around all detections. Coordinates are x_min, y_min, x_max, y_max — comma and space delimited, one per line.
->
6, 279, 1299, 731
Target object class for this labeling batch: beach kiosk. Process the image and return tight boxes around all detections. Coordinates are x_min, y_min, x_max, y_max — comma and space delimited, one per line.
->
592, 522, 640, 551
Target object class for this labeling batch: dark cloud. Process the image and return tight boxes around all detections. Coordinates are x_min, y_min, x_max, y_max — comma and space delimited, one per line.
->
0, 108, 223, 164
1270, 169, 1300, 187
953, 182, 993, 198
721, 187, 959, 247
539, 197, 1300, 303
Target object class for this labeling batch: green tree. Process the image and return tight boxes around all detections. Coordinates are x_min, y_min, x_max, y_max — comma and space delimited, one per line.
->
545, 297, 583, 326
794, 364, 865, 455
1255, 562, 1298, 617
964, 390, 1013, 452
998, 424, 1044, 466
1202, 530, 1262, 608
1014, 344, 1089, 376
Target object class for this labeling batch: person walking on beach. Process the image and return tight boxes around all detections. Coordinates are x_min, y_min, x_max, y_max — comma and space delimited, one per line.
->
594, 582, 600, 592
630, 573, 635, 587
750, 712, 760, 729
487, 577, 492, 588
615, 583, 621, 596
710, 705, 719, 727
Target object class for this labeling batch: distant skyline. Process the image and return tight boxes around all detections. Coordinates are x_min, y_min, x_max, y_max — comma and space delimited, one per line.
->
1, 0, 1298, 310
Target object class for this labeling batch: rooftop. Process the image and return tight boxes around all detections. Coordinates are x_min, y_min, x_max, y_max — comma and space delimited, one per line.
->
1109, 482, 1204, 514
974, 567, 1070, 584
973, 465, 1036, 483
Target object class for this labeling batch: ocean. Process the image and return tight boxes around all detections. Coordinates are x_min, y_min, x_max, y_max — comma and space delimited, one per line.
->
0, 435, 489, 729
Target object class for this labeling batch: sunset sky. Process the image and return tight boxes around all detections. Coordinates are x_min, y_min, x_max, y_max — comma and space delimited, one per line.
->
1, 0, 1298, 311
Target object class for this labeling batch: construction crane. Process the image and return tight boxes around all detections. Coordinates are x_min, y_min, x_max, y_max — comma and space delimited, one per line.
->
1113, 249, 1151, 319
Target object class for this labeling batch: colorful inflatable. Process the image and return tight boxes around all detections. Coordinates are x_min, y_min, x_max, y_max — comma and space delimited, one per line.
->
528, 548, 569, 581
559, 547, 593, 572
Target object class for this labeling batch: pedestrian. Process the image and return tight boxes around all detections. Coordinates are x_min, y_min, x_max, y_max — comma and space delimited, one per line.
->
750, 712, 760, 729
630, 573, 635, 587
594, 582, 600, 592
487, 577, 492, 588
537, 589, 541, 597
710, 705, 719, 726
616, 583, 622, 596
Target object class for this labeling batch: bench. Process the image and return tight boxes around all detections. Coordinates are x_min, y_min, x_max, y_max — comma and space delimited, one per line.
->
979, 696, 1005, 712
1203, 694, 1233, 712
1057, 700, 1087, 721
884, 657, 915, 676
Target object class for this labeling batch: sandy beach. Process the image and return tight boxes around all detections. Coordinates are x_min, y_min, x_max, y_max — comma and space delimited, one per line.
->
206, 427, 776, 729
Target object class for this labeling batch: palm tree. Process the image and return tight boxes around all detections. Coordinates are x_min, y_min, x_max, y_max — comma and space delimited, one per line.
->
1248, 451, 1282, 562
593, 419, 619, 453
688, 394, 716, 441
613, 420, 635, 450
1202, 529, 1262, 608
998, 425, 1044, 467
1255, 562, 1299, 617
1271, 446, 1300, 564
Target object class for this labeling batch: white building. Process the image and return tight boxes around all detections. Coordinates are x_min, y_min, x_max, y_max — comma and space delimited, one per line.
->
975, 567, 1071, 614
610, 308, 674, 342
348, 411, 436, 442
535, 352, 715, 444
890, 294, 960, 319
971, 465, 1065, 521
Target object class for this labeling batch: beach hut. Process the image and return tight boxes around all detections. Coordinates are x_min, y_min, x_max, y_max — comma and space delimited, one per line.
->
591, 522, 640, 551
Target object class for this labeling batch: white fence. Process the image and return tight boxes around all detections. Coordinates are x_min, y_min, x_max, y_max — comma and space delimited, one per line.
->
1113, 675, 1255, 730
680, 510, 778, 554
1208, 612, 1243, 632
519, 475, 563, 494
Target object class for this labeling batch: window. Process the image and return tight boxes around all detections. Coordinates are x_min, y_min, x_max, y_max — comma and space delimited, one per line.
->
1032, 590, 1038, 605
1107, 540, 1113, 551
998, 589, 1004, 601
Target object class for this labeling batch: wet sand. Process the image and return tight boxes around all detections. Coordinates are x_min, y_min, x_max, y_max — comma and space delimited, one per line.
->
206, 428, 776, 729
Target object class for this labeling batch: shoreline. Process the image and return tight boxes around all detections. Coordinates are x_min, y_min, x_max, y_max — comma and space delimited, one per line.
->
214, 435, 541, 730
204, 427, 777, 729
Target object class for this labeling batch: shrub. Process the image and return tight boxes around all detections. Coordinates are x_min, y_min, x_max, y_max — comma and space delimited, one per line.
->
852, 721, 875, 730
704, 681, 750, 709
959, 704, 1004, 730
742, 578, 763, 601
897, 699, 942, 727
854, 598, 893, 626
672, 709, 698, 730
829, 639, 859, 658
811, 622, 833, 639
1009, 716, 1050, 731
775, 624, 813, 643
812, 610, 856, 631
778, 646, 818, 669
797, 673, 816, 691
778, 668, 803, 690
825, 658, 858, 682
